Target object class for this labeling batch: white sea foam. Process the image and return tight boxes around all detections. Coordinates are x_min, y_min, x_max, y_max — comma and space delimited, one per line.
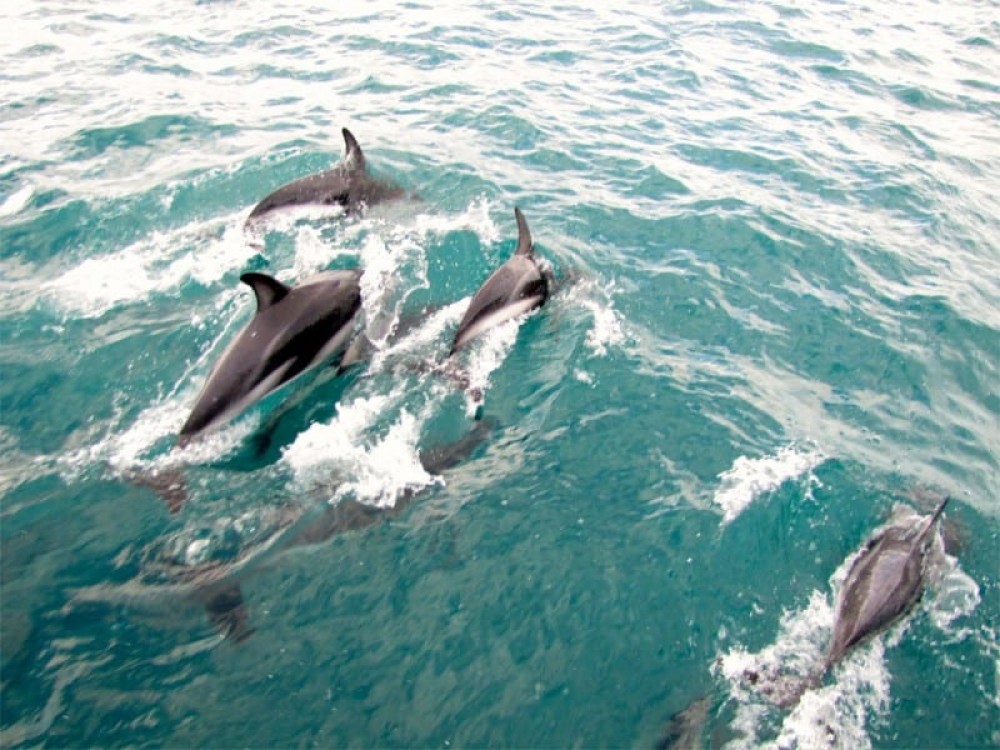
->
927, 557, 981, 636
356, 228, 427, 354
282, 393, 438, 508
289, 222, 356, 277
59, 390, 258, 482
716, 588, 890, 750
324, 197, 499, 365
41, 213, 253, 318
282, 392, 397, 479
714, 444, 826, 524
462, 316, 523, 413
579, 289, 627, 357
378, 299, 467, 365
0, 184, 34, 217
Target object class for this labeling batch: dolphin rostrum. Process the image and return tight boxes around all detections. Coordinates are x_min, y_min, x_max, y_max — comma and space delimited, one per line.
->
179, 269, 362, 445
450, 207, 549, 355
246, 128, 404, 223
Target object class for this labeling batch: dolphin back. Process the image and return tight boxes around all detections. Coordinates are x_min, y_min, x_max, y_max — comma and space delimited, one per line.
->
450, 208, 549, 354
825, 501, 948, 669
179, 270, 362, 441
246, 127, 399, 221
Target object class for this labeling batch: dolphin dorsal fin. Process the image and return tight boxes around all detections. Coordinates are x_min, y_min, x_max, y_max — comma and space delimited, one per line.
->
514, 206, 534, 257
342, 128, 365, 171
240, 273, 290, 312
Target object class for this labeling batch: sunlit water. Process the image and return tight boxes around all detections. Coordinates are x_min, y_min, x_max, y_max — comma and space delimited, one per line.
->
1, 2, 997, 747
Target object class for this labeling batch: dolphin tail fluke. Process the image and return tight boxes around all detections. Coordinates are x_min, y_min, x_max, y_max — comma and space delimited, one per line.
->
514, 206, 534, 257
342, 128, 365, 170
407, 358, 484, 409
742, 666, 823, 710
773, 671, 823, 709
420, 416, 499, 475
125, 466, 189, 515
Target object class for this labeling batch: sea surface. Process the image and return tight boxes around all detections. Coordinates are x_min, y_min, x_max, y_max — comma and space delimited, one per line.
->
1, 1, 997, 748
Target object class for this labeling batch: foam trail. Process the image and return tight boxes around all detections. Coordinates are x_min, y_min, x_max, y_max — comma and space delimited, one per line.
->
42, 212, 254, 318
56, 292, 258, 481
715, 591, 889, 750
281, 392, 439, 509
714, 444, 825, 524
573, 280, 627, 357
462, 316, 523, 415
290, 222, 356, 277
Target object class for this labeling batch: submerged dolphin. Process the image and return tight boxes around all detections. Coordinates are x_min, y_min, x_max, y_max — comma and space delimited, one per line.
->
246, 128, 404, 223
179, 269, 362, 445
450, 207, 549, 355
824, 496, 949, 671
98, 419, 498, 643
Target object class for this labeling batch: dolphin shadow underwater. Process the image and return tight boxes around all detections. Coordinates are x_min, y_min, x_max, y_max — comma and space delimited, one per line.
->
656, 497, 952, 749
104, 418, 499, 644
245, 127, 406, 226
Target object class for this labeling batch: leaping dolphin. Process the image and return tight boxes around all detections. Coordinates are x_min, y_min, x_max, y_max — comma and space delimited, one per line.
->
450, 207, 550, 355
179, 269, 362, 445
246, 128, 404, 224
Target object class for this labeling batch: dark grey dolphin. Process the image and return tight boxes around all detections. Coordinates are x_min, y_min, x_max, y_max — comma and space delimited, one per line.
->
246, 128, 404, 223
179, 269, 362, 445
450, 207, 549, 355
824, 496, 949, 670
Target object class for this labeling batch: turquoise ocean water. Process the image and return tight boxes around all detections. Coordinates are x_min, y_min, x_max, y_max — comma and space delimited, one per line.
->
1, 2, 998, 747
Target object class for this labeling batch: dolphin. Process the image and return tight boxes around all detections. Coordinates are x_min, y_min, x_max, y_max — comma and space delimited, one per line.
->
179, 269, 362, 445
661, 498, 951, 744
450, 207, 549, 355
85, 419, 498, 643
823, 496, 949, 670
749, 497, 951, 709
246, 128, 404, 223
